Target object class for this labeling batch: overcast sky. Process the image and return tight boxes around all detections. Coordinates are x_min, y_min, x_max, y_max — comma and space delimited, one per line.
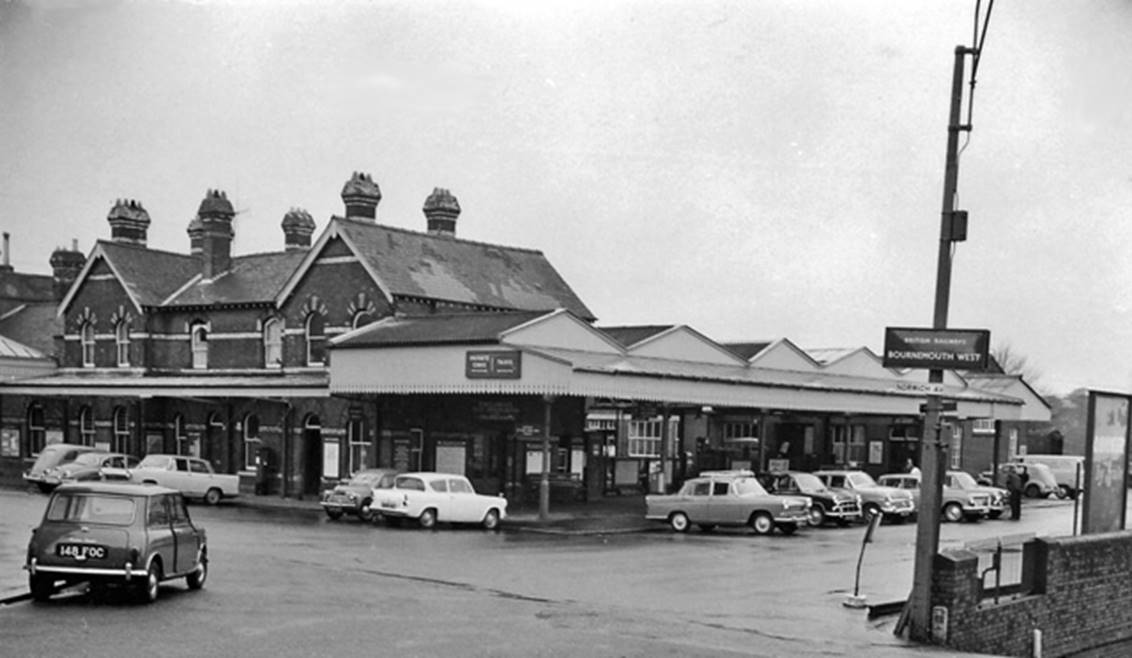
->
1, 0, 1129, 396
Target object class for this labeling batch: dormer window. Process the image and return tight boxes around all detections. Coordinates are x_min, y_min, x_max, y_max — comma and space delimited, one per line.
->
115, 321, 130, 367
190, 323, 209, 369
306, 313, 325, 366
81, 322, 95, 367
263, 318, 283, 368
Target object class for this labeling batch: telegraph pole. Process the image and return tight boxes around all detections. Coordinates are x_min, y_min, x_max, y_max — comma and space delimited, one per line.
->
906, 45, 976, 642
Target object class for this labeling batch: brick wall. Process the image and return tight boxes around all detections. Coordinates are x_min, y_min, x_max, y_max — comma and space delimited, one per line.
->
932, 532, 1132, 657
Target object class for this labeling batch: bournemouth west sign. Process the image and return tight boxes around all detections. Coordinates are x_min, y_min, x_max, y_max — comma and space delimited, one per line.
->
882, 327, 990, 371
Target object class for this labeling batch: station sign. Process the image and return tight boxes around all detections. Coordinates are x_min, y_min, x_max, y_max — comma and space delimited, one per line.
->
882, 327, 990, 371
465, 350, 522, 379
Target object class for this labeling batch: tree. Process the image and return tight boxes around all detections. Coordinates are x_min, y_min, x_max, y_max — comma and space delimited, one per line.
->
990, 342, 1048, 395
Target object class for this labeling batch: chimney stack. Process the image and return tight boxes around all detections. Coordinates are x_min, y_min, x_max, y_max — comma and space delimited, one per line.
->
423, 188, 460, 237
195, 189, 235, 280
0, 232, 11, 272
49, 240, 85, 300
107, 199, 151, 246
340, 172, 382, 221
281, 208, 315, 251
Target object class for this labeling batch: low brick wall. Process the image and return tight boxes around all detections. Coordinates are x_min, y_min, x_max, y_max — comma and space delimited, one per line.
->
932, 532, 1132, 657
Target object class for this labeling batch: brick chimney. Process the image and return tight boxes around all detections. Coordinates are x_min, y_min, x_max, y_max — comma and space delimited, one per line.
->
281, 208, 315, 251
423, 188, 460, 237
107, 199, 151, 246
50, 239, 85, 300
195, 189, 235, 280
340, 172, 381, 221
186, 216, 204, 255
0, 232, 11, 272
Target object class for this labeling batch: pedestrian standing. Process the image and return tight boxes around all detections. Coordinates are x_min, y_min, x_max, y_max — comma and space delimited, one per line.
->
905, 458, 921, 478
1006, 468, 1023, 520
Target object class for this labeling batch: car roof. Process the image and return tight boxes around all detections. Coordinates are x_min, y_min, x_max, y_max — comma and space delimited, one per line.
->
396, 472, 466, 480
54, 481, 180, 497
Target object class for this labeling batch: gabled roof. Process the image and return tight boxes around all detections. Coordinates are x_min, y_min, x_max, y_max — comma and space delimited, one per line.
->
164, 251, 307, 306
0, 302, 61, 357
332, 310, 547, 348
962, 372, 1052, 412
61, 241, 202, 314
720, 341, 773, 361
600, 325, 675, 348
806, 347, 860, 365
281, 218, 594, 320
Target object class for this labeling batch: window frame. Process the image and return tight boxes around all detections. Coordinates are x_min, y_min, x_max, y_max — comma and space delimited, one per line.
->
79, 406, 95, 447
190, 323, 209, 369
115, 321, 130, 367
243, 414, 260, 472
347, 417, 367, 475
81, 322, 96, 367
113, 406, 129, 453
263, 317, 283, 368
305, 313, 325, 366
28, 404, 46, 455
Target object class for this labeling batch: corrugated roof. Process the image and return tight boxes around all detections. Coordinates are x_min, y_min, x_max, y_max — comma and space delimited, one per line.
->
721, 341, 773, 360
336, 218, 594, 320
334, 311, 545, 348
166, 251, 307, 306
97, 241, 202, 307
0, 332, 47, 359
0, 302, 61, 357
599, 325, 675, 348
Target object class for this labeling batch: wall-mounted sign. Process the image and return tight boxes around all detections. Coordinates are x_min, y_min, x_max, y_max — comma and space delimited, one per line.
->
465, 350, 522, 379
882, 327, 990, 371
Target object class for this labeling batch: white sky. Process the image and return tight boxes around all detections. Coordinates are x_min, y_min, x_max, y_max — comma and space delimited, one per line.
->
2, 0, 1130, 396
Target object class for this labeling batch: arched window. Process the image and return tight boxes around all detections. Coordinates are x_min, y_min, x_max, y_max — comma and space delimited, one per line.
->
243, 414, 260, 471
352, 312, 375, 329
81, 322, 95, 367
27, 405, 46, 455
115, 321, 130, 367
190, 322, 209, 369
306, 314, 325, 366
263, 318, 283, 368
113, 407, 130, 453
79, 406, 95, 447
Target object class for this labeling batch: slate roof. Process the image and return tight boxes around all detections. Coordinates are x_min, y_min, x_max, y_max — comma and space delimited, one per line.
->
599, 325, 675, 348
0, 270, 54, 314
333, 311, 546, 348
335, 218, 594, 320
0, 331, 47, 359
166, 251, 307, 306
96, 241, 202, 307
0, 302, 61, 357
721, 341, 773, 360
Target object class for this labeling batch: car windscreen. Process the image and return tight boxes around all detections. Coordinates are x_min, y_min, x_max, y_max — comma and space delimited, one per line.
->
46, 493, 136, 526
791, 473, 826, 493
950, 471, 978, 488
393, 476, 426, 491
848, 472, 878, 488
71, 452, 105, 466
732, 477, 769, 496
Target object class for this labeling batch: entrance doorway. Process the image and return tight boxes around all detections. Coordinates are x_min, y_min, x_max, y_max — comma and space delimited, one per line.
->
303, 415, 323, 496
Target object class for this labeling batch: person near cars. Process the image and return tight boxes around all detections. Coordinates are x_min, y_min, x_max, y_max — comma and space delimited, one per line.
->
905, 458, 921, 478
1006, 468, 1023, 520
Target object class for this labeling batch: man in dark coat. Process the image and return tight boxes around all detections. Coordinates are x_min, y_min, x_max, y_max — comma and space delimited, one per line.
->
1006, 468, 1024, 520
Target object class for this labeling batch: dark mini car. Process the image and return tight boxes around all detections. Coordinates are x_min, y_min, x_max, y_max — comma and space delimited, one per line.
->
320, 468, 400, 521
762, 471, 863, 527
25, 481, 208, 604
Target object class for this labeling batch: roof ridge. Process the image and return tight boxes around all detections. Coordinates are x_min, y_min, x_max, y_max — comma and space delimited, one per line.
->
96, 239, 199, 261
333, 216, 546, 256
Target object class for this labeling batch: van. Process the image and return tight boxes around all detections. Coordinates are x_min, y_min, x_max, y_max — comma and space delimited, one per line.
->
1015, 454, 1085, 497
22, 443, 98, 493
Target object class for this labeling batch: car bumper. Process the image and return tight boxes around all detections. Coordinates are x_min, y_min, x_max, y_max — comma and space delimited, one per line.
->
880, 501, 916, 516
827, 504, 862, 519
773, 510, 811, 524
26, 558, 147, 580
320, 501, 362, 513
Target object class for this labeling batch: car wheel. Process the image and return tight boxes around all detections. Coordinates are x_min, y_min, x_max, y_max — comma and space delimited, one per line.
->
669, 512, 690, 533
1024, 483, 1041, 498
1057, 485, 1073, 499
863, 503, 882, 522
357, 500, 375, 523
808, 504, 826, 527
325, 508, 344, 521
138, 560, 161, 604
419, 508, 438, 529
29, 574, 53, 603
482, 508, 501, 531
186, 551, 207, 590
750, 512, 774, 535
777, 522, 798, 535
943, 502, 964, 523
204, 488, 222, 506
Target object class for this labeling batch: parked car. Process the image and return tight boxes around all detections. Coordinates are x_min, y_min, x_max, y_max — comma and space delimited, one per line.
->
979, 462, 1062, 499
23, 444, 100, 493
645, 471, 811, 535
41, 452, 140, 487
24, 481, 208, 604
945, 470, 1007, 520
1014, 454, 1085, 498
129, 454, 240, 505
760, 470, 862, 526
375, 472, 507, 530
877, 472, 990, 522
813, 470, 916, 522
320, 468, 399, 521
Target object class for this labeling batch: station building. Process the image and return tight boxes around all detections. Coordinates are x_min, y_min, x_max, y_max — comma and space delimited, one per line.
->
0, 172, 1050, 504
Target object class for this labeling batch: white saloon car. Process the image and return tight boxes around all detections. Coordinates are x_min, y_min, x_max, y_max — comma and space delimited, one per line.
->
129, 455, 240, 505
376, 472, 507, 530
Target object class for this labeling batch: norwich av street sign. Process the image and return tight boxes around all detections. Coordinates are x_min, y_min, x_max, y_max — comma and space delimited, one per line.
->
882, 327, 991, 371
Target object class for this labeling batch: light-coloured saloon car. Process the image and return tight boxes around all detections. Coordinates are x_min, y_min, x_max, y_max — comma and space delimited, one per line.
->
814, 470, 916, 523
877, 472, 990, 523
129, 455, 240, 505
645, 471, 811, 535
375, 472, 507, 530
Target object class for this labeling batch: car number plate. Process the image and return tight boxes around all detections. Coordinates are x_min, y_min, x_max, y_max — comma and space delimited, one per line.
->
57, 543, 107, 560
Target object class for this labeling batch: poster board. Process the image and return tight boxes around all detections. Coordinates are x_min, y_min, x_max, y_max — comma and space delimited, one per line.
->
436, 441, 466, 475
0, 428, 19, 457
1082, 391, 1131, 534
